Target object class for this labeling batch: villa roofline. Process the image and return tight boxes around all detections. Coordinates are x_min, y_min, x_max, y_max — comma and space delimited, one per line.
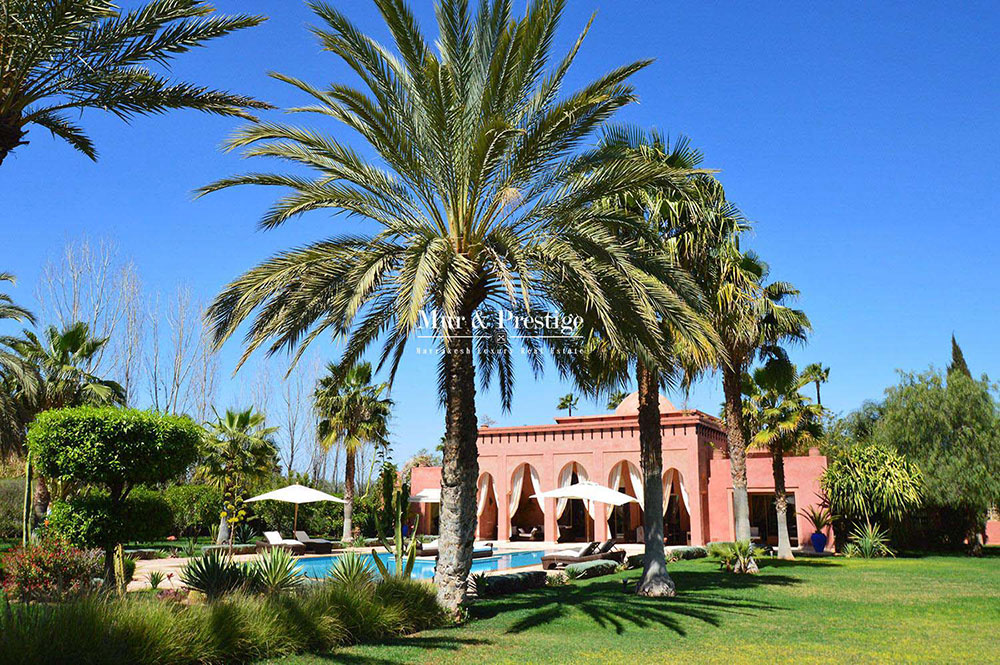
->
477, 409, 724, 437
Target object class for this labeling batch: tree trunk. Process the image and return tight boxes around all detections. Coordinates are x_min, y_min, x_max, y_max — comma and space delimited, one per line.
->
635, 362, 675, 597
342, 447, 356, 541
433, 310, 479, 616
771, 443, 794, 560
815, 381, 822, 406
22, 454, 32, 546
723, 367, 751, 542
32, 475, 50, 524
217, 514, 229, 545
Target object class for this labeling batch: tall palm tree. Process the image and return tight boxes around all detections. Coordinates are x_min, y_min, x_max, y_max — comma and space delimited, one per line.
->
0, 0, 269, 166
0, 273, 36, 458
556, 393, 579, 417
196, 407, 278, 544
10, 321, 124, 521
201, 0, 687, 612
549, 128, 717, 597
742, 360, 823, 559
800, 362, 830, 406
315, 361, 391, 541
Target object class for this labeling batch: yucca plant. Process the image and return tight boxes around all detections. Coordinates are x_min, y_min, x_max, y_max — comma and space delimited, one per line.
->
800, 505, 833, 532
848, 520, 895, 559
0, 0, 269, 166
247, 547, 304, 595
146, 570, 165, 590
329, 551, 375, 591
179, 549, 247, 599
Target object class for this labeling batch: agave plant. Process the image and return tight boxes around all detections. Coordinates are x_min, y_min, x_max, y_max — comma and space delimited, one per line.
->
180, 550, 247, 599
247, 547, 304, 595
147, 570, 165, 590
329, 551, 375, 591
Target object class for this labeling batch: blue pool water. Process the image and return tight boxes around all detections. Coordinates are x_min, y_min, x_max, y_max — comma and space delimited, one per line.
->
296, 549, 548, 580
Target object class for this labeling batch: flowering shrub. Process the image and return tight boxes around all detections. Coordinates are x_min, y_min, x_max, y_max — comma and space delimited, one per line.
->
0, 538, 103, 602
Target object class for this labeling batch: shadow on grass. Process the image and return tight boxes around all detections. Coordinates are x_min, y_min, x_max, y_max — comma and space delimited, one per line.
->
471, 565, 800, 637
318, 636, 492, 664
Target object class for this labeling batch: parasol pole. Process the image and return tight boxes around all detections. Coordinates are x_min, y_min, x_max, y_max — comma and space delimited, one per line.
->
294, 503, 299, 532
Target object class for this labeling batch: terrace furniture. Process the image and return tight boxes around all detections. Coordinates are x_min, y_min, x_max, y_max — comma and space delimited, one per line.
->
541, 540, 626, 570
510, 526, 543, 541
255, 531, 306, 556
293, 531, 334, 554
418, 539, 494, 559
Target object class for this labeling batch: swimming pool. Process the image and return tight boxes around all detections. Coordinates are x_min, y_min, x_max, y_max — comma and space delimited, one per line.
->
296, 549, 548, 580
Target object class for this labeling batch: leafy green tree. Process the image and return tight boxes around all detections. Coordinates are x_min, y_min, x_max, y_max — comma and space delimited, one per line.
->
742, 360, 823, 559
27, 406, 201, 581
821, 440, 922, 550
948, 334, 971, 378
0, 0, 268, 166
556, 393, 579, 417
196, 407, 279, 544
9, 322, 124, 523
800, 362, 830, 406
200, 0, 680, 612
874, 369, 1000, 554
315, 362, 391, 541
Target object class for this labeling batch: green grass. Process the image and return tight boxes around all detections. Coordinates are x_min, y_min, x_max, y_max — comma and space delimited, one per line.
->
263, 550, 1000, 664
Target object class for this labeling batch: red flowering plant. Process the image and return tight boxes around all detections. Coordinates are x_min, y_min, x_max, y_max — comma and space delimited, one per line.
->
0, 538, 103, 603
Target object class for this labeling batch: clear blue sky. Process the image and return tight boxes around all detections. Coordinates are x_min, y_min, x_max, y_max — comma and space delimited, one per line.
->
2, 1, 998, 465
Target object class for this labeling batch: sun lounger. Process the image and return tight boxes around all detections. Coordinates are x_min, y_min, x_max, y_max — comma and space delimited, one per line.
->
417, 540, 495, 559
510, 526, 543, 541
294, 530, 334, 554
255, 531, 306, 555
541, 540, 625, 570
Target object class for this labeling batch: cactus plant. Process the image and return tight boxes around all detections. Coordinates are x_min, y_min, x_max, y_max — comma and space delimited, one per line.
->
369, 463, 419, 578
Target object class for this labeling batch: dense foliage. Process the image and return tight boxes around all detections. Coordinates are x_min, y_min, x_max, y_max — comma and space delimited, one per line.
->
0, 538, 102, 603
821, 442, 923, 523
161, 485, 223, 537
28, 407, 200, 493
564, 560, 619, 580
477, 571, 548, 596
47, 488, 173, 548
0, 575, 446, 664
874, 369, 1000, 549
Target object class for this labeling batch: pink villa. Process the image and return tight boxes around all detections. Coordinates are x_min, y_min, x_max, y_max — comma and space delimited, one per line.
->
410, 392, 830, 548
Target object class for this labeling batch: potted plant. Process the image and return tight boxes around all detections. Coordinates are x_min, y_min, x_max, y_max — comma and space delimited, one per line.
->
799, 506, 833, 553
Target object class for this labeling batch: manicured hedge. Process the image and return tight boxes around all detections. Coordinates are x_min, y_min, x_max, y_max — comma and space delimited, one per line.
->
670, 546, 708, 560
479, 571, 547, 596
47, 487, 173, 548
565, 559, 618, 580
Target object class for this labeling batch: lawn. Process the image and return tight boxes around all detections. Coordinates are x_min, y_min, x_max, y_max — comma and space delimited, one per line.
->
265, 550, 1000, 664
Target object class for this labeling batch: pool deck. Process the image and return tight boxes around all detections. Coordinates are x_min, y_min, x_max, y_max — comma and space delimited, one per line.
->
128, 541, 647, 592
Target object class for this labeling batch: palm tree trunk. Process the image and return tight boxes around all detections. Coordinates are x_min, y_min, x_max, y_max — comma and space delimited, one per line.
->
433, 310, 479, 615
342, 447, 356, 541
771, 444, 794, 560
815, 381, 821, 406
32, 475, 50, 524
723, 367, 751, 542
636, 362, 675, 597
0, 117, 26, 167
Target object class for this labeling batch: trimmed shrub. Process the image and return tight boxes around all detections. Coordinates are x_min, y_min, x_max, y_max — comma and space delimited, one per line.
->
47, 488, 173, 549
161, 485, 222, 537
478, 571, 546, 597
0, 539, 103, 603
625, 553, 643, 569
564, 559, 617, 580
670, 546, 708, 560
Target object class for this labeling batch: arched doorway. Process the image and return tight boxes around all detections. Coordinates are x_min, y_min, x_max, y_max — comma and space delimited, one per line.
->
509, 463, 544, 540
663, 468, 691, 546
607, 460, 643, 543
476, 473, 498, 540
555, 462, 594, 542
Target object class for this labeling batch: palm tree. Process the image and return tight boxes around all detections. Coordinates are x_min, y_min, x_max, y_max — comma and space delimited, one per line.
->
605, 390, 628, 411
315, 361, 391, 541
548, 129, 717, 597
801, 363, 830, 406
665, 181, 811, 543
742, 360, 823, 559
0, 273, 36, 458
196, 407, 278, 544
9, 322, 124, 522
556, 393, 579, 417
0, 0, 269, 166
201, 0, 685, 612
